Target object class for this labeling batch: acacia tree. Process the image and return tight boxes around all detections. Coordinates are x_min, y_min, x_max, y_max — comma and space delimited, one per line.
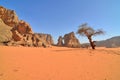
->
77, 23, 104, 49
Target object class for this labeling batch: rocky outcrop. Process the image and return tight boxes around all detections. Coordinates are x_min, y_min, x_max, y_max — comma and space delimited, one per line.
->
0, 18, 12, 43
0, 6, 54, 47
15, 20, 33, 34
0, 6, 19, 27
57, 36, 63, 46
63, 32, 81, 48
34, 33, 54, 45
0, 6, 33, 41
57, 32, 81, 48
6, 33, 54, 47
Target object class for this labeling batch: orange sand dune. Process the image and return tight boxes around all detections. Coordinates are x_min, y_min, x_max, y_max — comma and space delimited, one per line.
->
0, 46, 120, 80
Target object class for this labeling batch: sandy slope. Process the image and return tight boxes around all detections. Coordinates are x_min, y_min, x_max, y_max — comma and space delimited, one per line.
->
0, 46, 120, 80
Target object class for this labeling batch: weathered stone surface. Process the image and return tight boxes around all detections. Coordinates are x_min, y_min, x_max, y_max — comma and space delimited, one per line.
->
0, 6, 19, 27
11, 29, 23, 41
0, 6, 54, 47
15, 20, 33, 34
6, 33, 54, 47
34, 33, 54, 46
0, 6, 33, 42
63, 32, 81, 48
0, 18, 12, 43
35, 33, 54, 44
57, 36, 63, 46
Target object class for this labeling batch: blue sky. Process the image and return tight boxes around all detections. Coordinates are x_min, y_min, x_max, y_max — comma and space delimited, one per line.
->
1, 0, 120, 43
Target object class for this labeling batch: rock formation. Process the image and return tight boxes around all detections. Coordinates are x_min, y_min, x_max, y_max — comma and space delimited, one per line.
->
63, 32, 81, 48
57, 32, 81, 48
15, 20, 33, 34
34, 33, 54, 45
5, 33, 54, 47
0, 18, 12, 43
57, 36, 63, 46
0, 6, 19, 27
0, 6, 33, 41
0, 6, 54, 47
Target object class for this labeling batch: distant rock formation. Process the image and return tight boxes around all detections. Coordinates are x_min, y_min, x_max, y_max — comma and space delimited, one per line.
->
0, 6, 54, 47
57, 32, 81, 48
57, 36, 63, 46
81, 36, 120, 48
95, 36, 120, 48
63, 32, 81, 48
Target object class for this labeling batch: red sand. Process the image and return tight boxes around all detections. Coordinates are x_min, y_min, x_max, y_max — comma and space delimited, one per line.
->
0, 46, 120, 80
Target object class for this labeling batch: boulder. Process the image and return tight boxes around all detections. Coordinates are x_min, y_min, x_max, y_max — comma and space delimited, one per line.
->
63, 32, 81, 48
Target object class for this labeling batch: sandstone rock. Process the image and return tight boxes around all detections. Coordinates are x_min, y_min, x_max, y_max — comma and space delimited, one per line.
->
63, 32, 81, 48
0, 6, 54, 47
15, 20, 33, 34
34, 33, 54, 45
11, 29, 23, 41
5, 33, 54, 47
0, 6, 33, 42
57, 36, 64, 46
6, 40, 25, 46
23, 34, 33, 47
0, 18, 12, 43
0, 6, 19, 27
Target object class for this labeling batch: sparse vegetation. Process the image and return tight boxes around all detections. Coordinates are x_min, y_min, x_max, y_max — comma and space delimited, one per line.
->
77, 23, 104, 49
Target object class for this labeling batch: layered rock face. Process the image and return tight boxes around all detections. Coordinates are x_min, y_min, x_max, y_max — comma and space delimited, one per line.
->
0, 6, 53, 47
57, 32, 81, 48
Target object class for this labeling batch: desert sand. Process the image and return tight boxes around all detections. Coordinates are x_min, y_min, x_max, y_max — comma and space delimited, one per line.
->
0, 46, 120, 80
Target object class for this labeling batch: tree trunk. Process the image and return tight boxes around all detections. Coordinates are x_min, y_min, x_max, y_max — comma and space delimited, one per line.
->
88, 37, 95, 49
